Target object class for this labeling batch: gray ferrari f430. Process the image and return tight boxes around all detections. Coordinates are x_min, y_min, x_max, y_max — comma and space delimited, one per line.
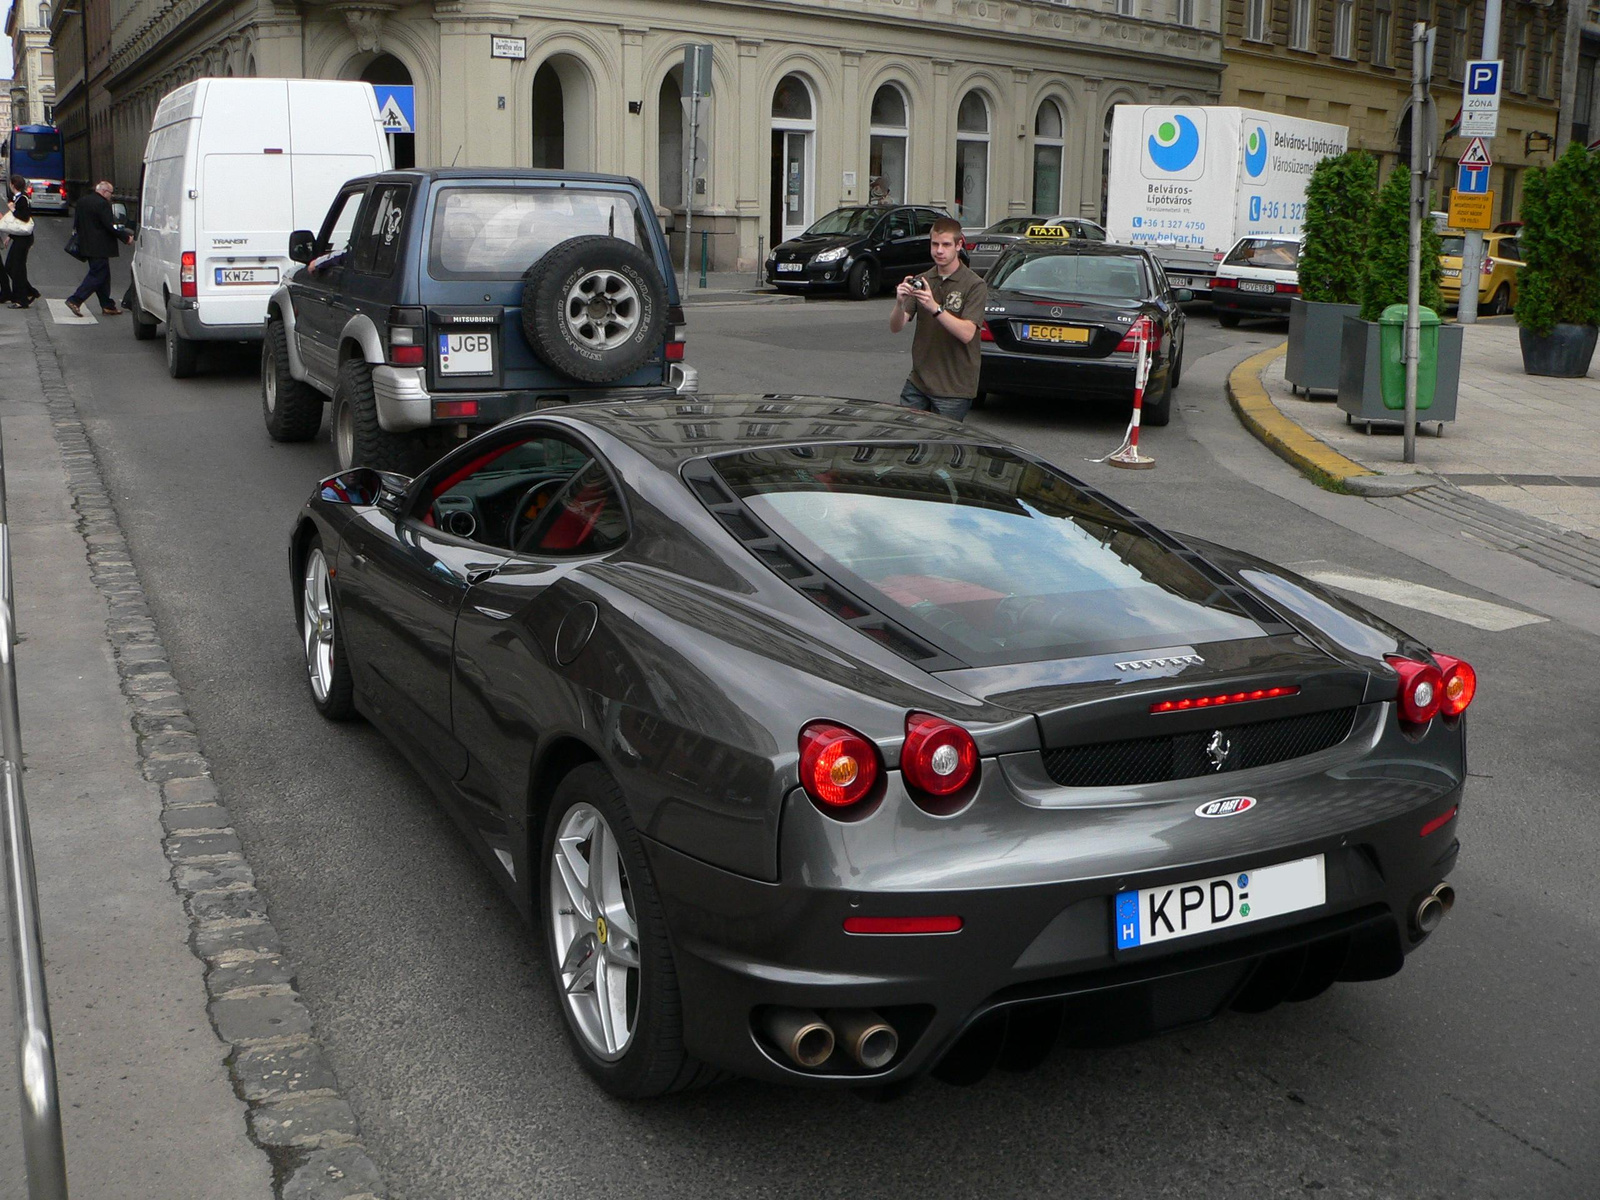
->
290, 396, 1473, 1097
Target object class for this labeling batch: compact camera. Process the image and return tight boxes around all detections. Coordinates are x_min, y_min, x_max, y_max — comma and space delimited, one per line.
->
910, 277, 928, 291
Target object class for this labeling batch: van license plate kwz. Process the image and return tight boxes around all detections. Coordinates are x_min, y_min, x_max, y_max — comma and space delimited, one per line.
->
214, 267, 279, 286
438, 332, 495, 376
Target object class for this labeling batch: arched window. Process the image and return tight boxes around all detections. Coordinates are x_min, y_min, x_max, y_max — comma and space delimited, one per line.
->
771, 73, 817, 243
531, 63, 565, 168
869, 83, 909, 206
954, 90, 990, 227
657, 68, 684, 208
1101, 107, 1117, 224
39, 2, 50, 27
532, 56, 596, 172
361, 54, 414, 170
1032, 99, 1064, 216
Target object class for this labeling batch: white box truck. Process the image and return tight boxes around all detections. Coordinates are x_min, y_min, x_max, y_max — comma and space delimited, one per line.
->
129, 78, 392, 378
1104, 106, 1347, 296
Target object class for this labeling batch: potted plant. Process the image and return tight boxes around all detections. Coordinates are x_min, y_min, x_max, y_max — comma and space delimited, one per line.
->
1516, 143, 1600, 377
1287, 150, 1376, 394
1337, 166, 1464, 430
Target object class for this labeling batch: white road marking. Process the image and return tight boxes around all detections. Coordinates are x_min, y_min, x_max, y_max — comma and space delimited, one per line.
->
1302, 570, 1547, 631
47, 299, 97, 325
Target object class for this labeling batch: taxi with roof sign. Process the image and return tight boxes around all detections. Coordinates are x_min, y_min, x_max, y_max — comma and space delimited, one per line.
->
976, 233, 1188, 425
966, 214, 1107, 276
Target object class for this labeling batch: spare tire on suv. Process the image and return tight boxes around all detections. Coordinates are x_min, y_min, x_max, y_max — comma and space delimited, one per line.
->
522, 235, 668, 384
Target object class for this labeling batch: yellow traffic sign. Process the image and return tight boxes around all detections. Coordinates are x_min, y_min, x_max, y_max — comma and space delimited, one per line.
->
1025, 224, 1070, 239
1448, 189, 1494, 230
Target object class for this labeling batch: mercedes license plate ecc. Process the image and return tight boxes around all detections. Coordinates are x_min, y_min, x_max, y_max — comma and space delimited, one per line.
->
1114, 854, 1326, 951
438, 331, 494, 376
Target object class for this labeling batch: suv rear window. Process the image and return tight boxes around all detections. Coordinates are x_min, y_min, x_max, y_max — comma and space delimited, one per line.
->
710, 444, 1264, 666
428, 187, 649, 279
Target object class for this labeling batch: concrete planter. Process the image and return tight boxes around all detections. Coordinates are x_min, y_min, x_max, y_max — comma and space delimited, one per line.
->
1518, 323, 1598, 378
1285, 298, 1360, 394
1336, 315, 1463, 432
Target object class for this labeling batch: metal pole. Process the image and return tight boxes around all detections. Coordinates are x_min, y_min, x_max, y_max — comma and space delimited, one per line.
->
1458, 0, 1503, 324
1405, 21, 1428, 464
699, 229, 708, 289
682, 88, 699, 299
0, 429, 72, 1200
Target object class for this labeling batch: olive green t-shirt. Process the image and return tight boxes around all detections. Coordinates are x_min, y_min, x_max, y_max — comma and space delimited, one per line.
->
908, 264, 988, 400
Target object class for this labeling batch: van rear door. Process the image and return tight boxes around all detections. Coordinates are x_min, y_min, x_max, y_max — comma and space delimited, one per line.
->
196, 79, 295, 331
286, 81, 386, 232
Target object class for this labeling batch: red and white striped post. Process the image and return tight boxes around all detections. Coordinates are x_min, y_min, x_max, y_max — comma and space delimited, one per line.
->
1102, 324, 1156, 470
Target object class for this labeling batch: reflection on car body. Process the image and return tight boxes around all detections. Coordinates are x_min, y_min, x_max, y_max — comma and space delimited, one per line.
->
291, 396, 1474, 1097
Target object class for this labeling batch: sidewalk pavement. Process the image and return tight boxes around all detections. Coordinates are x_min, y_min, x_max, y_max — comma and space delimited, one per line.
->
676, 269, 802, 305
1227, 317, 1600, 541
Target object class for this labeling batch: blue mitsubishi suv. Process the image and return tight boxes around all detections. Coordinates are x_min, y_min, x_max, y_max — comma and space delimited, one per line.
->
263, 169, 696, 472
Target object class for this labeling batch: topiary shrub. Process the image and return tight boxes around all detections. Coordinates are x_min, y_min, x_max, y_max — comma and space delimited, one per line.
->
1299, 150, 1377, 304
1360, 165, 1444, 322
1516, 143, 1600, 338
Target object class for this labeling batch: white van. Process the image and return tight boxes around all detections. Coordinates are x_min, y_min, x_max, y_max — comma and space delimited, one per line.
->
129, 78, 392, 378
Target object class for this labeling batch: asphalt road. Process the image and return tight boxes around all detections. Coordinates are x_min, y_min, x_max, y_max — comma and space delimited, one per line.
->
29, 246, 1598, 1199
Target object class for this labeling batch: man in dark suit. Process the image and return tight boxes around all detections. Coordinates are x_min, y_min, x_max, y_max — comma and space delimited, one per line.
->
66, 180, 132, 318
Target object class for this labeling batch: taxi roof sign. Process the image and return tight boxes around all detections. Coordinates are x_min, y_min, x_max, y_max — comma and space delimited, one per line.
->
1025, 224, 1070, 239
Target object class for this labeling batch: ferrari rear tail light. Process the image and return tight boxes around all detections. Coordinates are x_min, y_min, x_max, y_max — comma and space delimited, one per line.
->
1386, 655, 1444, 726
901, 712, 978, 802
1432, 654, 1477, 717
979, 321, 995, 342
1116, 316, 1161, 353
799, 721, 881, 812
180, 251, 197, 298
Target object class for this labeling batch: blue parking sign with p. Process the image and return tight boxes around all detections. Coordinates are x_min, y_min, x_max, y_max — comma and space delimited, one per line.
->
1468, 62, 1500, 96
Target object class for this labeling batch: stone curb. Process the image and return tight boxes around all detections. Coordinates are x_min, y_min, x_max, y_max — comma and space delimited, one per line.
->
1225, 341, 1381, 493
24, 308, 388, 1200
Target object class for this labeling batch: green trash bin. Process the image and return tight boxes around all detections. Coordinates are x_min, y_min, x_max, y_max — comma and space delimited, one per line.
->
1378, 303, 1440, 411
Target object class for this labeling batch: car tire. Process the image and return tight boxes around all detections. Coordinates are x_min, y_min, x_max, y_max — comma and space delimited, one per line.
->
1141, 373, 1173, 427
521, 235, 668, 384
846, 260, 879, 301
130, 285, 158, 341
1486, 285, 1510, 316
1217, 312, 1241, 329
262, 320, 325, 442
165, 299, 200, 378
332, 357, 419, 474
540, 764, 724, 1098
300, 536, 355, 721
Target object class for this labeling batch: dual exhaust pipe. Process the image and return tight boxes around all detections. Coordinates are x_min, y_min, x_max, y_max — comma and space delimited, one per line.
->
761, 1007, 899, 1071
1413, 882, 1456, 935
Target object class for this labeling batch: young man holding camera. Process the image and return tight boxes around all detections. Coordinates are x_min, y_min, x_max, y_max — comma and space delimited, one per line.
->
888, 216, 987, 421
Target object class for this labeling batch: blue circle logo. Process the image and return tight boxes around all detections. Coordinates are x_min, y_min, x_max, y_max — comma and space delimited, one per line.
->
1244, 127, 1268, 178
1148, 115, 1202, 173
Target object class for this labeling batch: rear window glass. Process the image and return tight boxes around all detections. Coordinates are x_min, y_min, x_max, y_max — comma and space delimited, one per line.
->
983, 217, 1039, 236
1224, 239, 1301, 268
989, 252, 1152, 301
428, 187, 648, 279
1438, 236, 1465, 257
710, 444, 1264, 666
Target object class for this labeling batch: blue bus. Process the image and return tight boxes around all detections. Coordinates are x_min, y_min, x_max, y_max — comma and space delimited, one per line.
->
5, 125, 68, 213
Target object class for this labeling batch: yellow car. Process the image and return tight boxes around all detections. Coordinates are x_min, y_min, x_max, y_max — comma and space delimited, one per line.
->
1439, 230, 1523, 315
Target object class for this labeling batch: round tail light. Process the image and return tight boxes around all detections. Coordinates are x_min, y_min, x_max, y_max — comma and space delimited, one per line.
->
901, 713, 978, 799
1386, 655, 1444, 725
799, 721, 880, 811
1433, 654, 1477, 717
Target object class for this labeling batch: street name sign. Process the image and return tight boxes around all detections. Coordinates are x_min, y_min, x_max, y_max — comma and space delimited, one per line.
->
490, 36, 527, 60
1461, 61, 1502, 138
1448, 189, 1494, 230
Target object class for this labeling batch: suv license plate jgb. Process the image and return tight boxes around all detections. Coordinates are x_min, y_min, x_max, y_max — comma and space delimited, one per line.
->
438, 332, 494, 376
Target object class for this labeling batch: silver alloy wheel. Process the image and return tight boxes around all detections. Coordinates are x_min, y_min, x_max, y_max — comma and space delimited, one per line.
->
263, 344, 278, 412
333, 396, 355, 471
564, 270, 641, 352
549, 802, 641, 1061
302, 548, 336, 703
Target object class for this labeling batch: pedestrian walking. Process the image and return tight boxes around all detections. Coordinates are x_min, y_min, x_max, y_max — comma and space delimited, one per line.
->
2, 176, 41, 308
887, 216, 987, 421
65, 180, 132, 318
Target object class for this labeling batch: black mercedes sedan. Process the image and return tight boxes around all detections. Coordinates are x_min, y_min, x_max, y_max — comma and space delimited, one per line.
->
292, 397, 1473, 1097
765, 205, 949, 299
978, 242, 1190, 425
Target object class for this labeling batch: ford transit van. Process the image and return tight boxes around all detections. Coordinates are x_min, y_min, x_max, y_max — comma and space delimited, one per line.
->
129, 78, 392, 378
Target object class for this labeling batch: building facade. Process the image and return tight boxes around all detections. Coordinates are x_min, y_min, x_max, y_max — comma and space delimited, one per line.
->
1559, 0, 1599, 149
1221, 0, 1564, 224
49, 0, 112, 191
96, 0, 1224, 269
6, 0, 57, 127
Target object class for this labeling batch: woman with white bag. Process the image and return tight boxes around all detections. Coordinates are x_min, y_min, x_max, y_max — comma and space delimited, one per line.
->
2, 175, 40, 309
